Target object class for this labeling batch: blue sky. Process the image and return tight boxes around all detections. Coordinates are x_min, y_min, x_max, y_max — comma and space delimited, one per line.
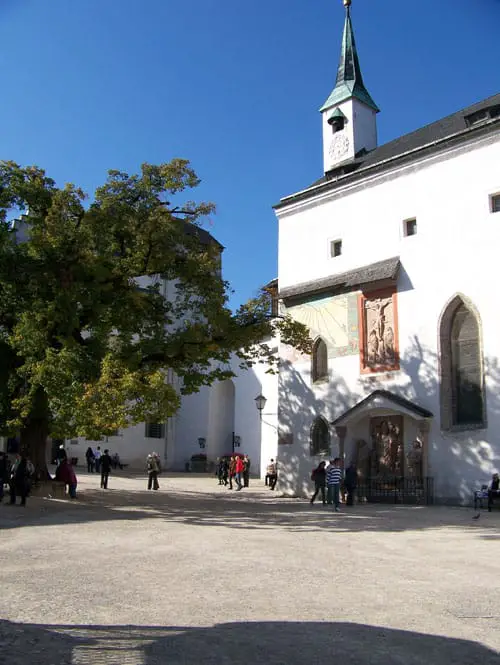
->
0, 0, 498, 309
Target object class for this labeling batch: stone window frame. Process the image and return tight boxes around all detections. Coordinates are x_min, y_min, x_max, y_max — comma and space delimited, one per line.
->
330, 239, 343, 258
403, 217, 417, 237
310, 417, 331, 457
311, 336, 329, 384
358, 286, 400, 375
438, 293, 487, 432
145, 422, 165, 439
490, 192, 500, 214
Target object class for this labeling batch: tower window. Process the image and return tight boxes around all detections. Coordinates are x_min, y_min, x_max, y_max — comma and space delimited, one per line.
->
490, 194, 500, 213
404, 218, 417, 237
310, 417, 330, 456
312, 337, 328, 383
330, 239, 342, 257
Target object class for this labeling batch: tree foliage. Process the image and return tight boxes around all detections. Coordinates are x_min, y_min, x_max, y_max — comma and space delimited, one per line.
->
0, 159, 310, 467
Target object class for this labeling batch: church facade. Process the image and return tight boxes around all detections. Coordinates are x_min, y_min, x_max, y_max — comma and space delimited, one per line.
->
274, 0, 500, 503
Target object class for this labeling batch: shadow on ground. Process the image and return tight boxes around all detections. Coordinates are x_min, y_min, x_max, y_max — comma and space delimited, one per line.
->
1, 484, 499, 537
0, 619, 498, 665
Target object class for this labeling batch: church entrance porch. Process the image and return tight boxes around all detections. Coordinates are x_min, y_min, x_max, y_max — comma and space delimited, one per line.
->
331, 390, 434, 505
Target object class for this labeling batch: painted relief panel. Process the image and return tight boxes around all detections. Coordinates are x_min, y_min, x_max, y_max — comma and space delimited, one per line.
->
281, 293, 359, 363
359, 289, 399, 374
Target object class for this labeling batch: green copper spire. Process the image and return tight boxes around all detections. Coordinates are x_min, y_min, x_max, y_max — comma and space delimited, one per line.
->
320, 1, 379, 113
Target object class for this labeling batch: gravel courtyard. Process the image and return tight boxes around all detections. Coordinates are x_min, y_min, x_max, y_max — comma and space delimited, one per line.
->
0, 471, 499, 665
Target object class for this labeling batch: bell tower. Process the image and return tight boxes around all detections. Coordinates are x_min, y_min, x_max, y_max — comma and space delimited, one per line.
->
320, 0, 379, 173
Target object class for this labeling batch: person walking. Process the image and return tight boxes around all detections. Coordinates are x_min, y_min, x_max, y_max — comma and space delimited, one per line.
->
94, 446, 102, 473
221, 457, 229, 486
147, 453, 161, 490
310, 461, 327, 505
234, 455, 244, 491
56, 444, 67, 467
267, 459, 278, 491
326, 458, 343, 512
9, 452, 32, 506
243, 455, 251, 488
227, 456, 236, 490
85, 446, 95, 473
344, 461, 358, 506
0, 451, 10, 503
216, 458, 224, 485
100, 449, 112, 489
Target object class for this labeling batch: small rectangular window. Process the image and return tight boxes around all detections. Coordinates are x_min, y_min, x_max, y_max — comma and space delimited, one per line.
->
330, 239, 342, 257
404, 218, 417, 237
145, 423, 164, 439
490, 194, 500, 213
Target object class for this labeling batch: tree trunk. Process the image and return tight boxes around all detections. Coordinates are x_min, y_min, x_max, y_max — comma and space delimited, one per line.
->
19, 389, 51, 481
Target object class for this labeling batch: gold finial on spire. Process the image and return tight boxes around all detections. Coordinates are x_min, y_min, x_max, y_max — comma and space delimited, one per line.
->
343, 0, 352, 7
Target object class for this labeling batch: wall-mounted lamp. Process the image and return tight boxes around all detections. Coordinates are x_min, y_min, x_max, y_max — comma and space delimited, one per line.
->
198, 437, 206, 449
254, 394, 267, 420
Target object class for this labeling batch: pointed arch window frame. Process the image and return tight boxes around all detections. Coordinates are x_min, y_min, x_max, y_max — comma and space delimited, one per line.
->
438, 294, 487, 432
310, 416, 331, 457
311, 336, 329, 384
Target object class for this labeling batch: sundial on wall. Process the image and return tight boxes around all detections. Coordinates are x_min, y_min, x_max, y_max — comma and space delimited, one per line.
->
329, 133, 350, 161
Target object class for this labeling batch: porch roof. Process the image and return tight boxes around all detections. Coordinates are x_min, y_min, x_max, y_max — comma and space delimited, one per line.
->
331, 390, 433, 427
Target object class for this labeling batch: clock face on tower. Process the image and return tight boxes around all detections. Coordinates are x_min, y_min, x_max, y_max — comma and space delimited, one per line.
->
329, 133, 350, 161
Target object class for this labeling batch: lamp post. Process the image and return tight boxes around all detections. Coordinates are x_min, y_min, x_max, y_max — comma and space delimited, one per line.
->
255, 394, 268, 484
254, 394, 267, 420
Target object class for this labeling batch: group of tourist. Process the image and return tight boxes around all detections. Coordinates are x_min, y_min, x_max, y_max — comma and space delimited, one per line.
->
59, 444, 112, 493
85, 446, 122, 473
216, 455, 251, 490
310, 458, 358, 511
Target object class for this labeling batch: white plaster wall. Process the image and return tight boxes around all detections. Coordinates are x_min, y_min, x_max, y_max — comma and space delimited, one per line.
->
233, 342, 279, 478
68, 421, 164, 471
172, 387, 211, 469
207, 379, 236, 459
277, 132, 500, 503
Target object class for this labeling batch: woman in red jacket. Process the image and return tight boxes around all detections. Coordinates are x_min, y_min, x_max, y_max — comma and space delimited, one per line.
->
234, 456, 244, 491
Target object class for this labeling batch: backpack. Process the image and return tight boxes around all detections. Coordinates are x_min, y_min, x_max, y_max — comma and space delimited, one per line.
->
311, 468, 317, 481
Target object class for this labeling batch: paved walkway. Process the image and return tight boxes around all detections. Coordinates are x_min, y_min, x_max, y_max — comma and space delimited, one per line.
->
1, 471, 499, 664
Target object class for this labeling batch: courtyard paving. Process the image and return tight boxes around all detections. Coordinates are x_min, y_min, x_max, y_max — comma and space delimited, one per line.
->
0, 470, 499, 664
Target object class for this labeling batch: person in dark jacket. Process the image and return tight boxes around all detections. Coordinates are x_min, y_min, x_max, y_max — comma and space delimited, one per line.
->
0, 451, 9, 502
344, 462, 358, 506
85, 446, 95, 473
56, 444, 67, 466
9, 453, 30, 506
100, 449, 112, 489
243, 455, 251, 488
147, 453, 161, 490
221, 457, 229, 486
227, 456, 236, 490
310, 461, 327, 505
488, 473, 500, 511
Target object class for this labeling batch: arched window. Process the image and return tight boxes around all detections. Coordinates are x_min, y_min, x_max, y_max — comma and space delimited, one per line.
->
439, 295, 485, 429
312, 337, 328, 383
310, 417, 330, 456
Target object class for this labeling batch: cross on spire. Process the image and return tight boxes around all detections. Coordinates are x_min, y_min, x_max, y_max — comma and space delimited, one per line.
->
320, 0, 378, 113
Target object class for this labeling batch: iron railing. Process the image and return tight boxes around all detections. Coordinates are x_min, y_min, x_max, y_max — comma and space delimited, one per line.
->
354, 477, 434, 505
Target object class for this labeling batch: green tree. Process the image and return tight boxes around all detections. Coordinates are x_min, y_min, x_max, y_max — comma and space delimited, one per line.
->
0, 160, 310, 477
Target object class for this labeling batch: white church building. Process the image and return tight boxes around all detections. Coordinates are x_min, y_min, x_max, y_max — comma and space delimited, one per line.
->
274, 0, 500, 503
60, 272, 279, 479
